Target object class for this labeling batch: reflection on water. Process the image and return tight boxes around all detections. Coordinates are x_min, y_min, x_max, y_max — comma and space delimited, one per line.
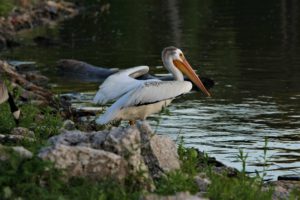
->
1, 0, 300, 179
149, 95, 300, 180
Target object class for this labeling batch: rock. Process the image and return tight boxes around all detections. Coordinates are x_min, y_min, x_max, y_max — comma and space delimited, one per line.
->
0, 61, 53, 105
142, 192, 208, 200
11, 146, 33, 159
48, 129, 90, 146
39, 121, 180, 189
278, 175, 300, 181
138, 122, 180, 178
0, 134, 35, 143
270, 180, 300, 200
7, 60, 36, 69
11, 127, 35, 138
103, 126, 153, 190
198, 151, 238, 177
62, 120, 76, 130
194, 173, 211, 192
38, 144, 127, 181
0, 144, 33, 160
24, 72, 49, 87
48, 129, 109, 148
57, 59, 117, 82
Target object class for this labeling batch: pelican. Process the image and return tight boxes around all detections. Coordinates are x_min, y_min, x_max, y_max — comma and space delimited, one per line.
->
93, 46, 211, 125
0, 80, 20, 124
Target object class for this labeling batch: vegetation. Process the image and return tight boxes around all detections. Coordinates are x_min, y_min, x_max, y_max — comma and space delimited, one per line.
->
0, 0, 40, 16
0, 102, 295, 200
207, 149, 273, 200
0, 0, 13, 16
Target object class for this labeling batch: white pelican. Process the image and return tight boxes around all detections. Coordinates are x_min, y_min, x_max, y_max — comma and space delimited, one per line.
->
93, 46, 211, 125
0, 80, 20, 124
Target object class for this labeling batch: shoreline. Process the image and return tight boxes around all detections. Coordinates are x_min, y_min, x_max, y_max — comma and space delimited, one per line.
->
0, 0, 78, 50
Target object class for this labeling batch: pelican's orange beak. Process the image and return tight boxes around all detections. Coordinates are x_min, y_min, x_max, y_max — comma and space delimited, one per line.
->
173, 58, 211, 97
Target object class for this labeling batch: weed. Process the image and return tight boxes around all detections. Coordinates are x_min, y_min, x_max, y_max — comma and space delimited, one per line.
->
0, 152, 142, 200
155, 170, 199, 195
0, 103, 15, 133
177, 136, 199, 176
207, 148, 273, 200
0, 0, 13, 16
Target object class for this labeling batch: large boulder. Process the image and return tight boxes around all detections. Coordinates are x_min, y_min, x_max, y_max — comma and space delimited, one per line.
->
38, 144, 127, 181
0, 144, 33, 161
142, 192, 208, 200
38, 122, 180, 187
138, 122, 180, 178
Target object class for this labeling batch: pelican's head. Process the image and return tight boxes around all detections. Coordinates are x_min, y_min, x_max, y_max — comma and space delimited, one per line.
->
162, 46, 211, 97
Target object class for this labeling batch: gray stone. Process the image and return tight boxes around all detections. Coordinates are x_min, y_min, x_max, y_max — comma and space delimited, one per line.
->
62, 120, 76, 130
48, 129, 108, 148
38, 144, 127, 181
90, 131, 108, 149
142, 192, 208, 200
48, 129, 89, 146
0, 134, 35, 143
11, 146, 33, 159
10, 127, 35, 138
194, 173, 211, 192
104, 126, 154, 190
0, 144, 33, 160
269, 180, 300, 200
137, 122, 180, 178
39, 121, 180, 187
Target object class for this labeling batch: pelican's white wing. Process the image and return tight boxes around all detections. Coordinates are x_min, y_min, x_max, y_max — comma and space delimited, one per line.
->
0, 82, 9, 104
93, 66, 150, 104
96, 80, 192, 124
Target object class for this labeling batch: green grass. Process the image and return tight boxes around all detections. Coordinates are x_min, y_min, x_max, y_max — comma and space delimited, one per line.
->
154, 170, 199, 195
0, 153, 142, 200
0, 0, 41, 16
207, 173, 273, 200
0, 0, 14, 16
0, 102, 62, 153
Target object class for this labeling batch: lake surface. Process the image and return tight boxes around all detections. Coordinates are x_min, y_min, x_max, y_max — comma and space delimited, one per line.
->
1, 0, 300, 180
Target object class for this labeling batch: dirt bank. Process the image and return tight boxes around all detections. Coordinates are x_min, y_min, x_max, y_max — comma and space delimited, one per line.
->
0, 0, 78, 50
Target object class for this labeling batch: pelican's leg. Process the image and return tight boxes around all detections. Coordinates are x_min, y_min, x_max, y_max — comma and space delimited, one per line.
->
8, 92, 20, 125
129, 120, 136, 126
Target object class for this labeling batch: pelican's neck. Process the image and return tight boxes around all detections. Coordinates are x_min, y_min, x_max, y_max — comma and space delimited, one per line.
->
162, 56, 184, 81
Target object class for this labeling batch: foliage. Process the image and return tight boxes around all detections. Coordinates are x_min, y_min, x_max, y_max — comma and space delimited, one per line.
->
155, 170, 199, 195
0, 103, 62, 153
0, 152, 141, 200
207, 173, 273, 200
177, 136, 199, 176
206, 148, 274, 200
0, 0, 13, 16
289, 187, 300, 200
0, 103, 280, 200
0, 104, 15, 133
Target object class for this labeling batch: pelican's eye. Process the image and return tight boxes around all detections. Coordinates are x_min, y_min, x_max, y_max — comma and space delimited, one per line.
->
179, 53, 184, 58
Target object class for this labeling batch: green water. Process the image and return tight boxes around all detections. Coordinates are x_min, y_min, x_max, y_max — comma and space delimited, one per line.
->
1, 0, 300, 180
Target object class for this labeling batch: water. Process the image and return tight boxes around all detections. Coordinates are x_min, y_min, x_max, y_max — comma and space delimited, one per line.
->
1, 0, 300, 180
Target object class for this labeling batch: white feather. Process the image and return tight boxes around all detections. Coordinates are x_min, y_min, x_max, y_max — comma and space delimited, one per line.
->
96, 80, 192, 124
0, 81, 9, 104
93, 66, 149, 104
